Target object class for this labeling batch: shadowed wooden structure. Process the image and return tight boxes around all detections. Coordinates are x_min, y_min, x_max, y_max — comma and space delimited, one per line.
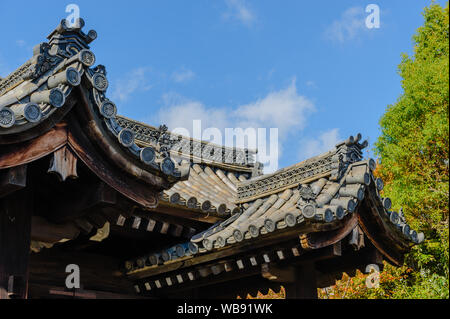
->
0, 19, 423, 299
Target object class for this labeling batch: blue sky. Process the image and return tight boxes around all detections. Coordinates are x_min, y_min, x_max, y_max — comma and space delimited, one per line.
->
0, 0, 445, 172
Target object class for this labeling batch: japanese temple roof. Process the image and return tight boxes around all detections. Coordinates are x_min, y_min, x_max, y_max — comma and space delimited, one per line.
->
0, 18, 425, 298
123, 134, 424, 294
0, 19, 189, 190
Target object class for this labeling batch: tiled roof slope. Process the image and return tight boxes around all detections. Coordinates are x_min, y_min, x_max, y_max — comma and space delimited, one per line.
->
196, 159, 422, 251
194, 134, 423, 251
124, 134, 423, 274
160, 163, 250, 216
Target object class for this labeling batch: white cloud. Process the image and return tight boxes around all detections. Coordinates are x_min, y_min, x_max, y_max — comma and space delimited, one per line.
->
223, 0, 256, 26
158, 79, 314, 139
172, 68, 195, 83
158, 93, 230, 134
298, 128, 341, 161
156, 80, 315, 172
232, 79, 315, 137
111, 67, 152, 103
324, 7, 367, 43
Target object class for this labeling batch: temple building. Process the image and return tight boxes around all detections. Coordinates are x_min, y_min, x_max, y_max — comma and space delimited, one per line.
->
0, 19, 423, 299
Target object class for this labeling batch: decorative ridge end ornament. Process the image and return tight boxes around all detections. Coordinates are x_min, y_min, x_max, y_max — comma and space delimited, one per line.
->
0, 17, 96, 97
47, 18, 97, 47
251, 162, 264, 178
0, 20, 93, 132
298, 184, 315, 201
155, 124, 183, 158
330, 133, 369, 181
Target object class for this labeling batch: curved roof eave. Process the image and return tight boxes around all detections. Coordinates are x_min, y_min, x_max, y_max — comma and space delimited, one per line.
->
126, 134, 422, 277
0, 18, 190, 206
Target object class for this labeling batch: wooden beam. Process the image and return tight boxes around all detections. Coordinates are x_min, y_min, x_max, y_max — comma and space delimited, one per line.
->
302, 213, 358, 249
48, 181, 117, 223
0, 123, 68, 169
0, 165, 27, 199
290, 241, 341, 265
127, 220, 345, 279
31, 216, 80, 243
137, 241, 342, 297
0, 188, 33, 299
28, 248, 135, 296
260, 242, 340, 285
28, 284, 151, 299
150, 264, 262, 298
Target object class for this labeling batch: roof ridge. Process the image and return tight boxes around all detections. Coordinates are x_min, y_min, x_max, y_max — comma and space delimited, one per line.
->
117, 115, 260, 171
117, 115, 257, 154
235, 134, 369, 203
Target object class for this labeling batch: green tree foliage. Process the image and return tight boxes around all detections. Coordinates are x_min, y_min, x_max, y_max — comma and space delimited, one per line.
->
319, 2, 449, 300
374, 1, 449, 298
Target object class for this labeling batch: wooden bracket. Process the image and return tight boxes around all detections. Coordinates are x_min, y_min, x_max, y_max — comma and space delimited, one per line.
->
349, 226, 365, 250
299, 234, 312, 250
302, 214, 358, 250
89, 222, 110, 242
48, 146, 78, 182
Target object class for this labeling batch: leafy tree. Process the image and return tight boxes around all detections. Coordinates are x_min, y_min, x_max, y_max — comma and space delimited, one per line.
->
374, 1, 449, 299
322, 2, 449, 299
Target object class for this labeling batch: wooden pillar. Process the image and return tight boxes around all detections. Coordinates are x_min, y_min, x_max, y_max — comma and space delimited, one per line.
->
284, 262, 318, 299
0, 188, 33, 299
